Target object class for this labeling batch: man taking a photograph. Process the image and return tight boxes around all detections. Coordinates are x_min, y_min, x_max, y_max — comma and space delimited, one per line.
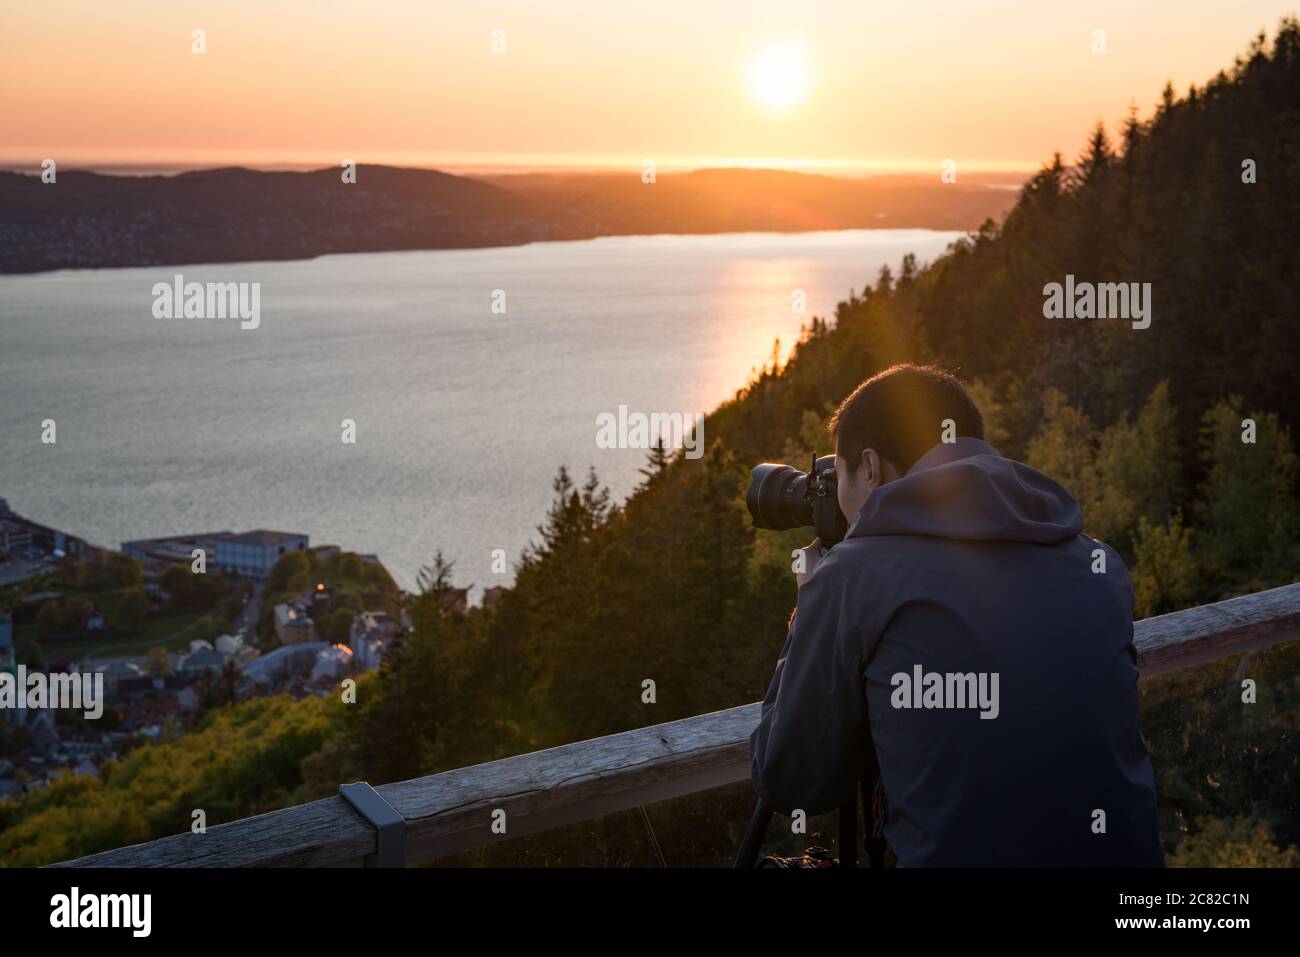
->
750, 364, 1165, 866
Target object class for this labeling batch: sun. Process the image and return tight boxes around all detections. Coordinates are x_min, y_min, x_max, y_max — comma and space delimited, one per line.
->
748, 45, 811, 113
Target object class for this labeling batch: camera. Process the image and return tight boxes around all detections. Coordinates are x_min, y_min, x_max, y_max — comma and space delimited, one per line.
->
745, 453, 849, 547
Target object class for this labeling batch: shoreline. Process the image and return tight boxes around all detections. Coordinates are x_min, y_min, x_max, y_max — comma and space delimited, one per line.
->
0, 223, 979, 278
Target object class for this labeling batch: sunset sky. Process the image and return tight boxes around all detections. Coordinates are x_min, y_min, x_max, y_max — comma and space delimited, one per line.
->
1, 0, 1294, 174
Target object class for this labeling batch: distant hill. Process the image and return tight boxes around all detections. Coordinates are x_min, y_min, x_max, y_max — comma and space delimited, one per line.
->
0, 165, 552, 273
485, 168, 1021, 236
0, 164, 1020, 273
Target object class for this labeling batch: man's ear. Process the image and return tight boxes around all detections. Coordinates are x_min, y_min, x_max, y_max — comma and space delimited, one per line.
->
861, 448, 882, 490
863, 448, 901, 487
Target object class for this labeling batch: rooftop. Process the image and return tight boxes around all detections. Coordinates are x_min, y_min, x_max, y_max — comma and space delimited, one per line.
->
123, 529, 306, 549
221, 529, 308, 546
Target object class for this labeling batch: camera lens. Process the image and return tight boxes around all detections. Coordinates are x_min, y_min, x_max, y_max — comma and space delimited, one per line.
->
746, 463, 813, 530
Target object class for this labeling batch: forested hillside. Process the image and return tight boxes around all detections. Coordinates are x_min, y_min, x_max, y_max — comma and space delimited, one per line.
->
317, 19, 1300, 863
459, 16, 1300, 751
3, 20, 1297, 867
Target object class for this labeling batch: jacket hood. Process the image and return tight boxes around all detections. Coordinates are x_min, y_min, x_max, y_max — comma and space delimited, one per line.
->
847, 437, 1083, 545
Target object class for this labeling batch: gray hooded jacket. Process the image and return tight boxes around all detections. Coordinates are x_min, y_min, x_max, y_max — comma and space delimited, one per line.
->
750, 437, 1164, 866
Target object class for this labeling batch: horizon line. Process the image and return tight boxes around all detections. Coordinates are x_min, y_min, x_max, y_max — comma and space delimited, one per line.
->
0, 150, 1042, 179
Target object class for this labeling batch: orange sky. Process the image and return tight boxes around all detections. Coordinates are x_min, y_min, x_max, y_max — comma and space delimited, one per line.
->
1, 1, 1294, 174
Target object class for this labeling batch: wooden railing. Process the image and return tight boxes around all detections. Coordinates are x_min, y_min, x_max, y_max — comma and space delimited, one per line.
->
53, 582, 1300, 867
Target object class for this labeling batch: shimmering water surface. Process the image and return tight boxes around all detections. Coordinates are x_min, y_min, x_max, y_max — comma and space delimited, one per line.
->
0, 229, 961, 592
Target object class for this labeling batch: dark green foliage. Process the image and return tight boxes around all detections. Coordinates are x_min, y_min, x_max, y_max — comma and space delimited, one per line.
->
349, 21, 1300, 864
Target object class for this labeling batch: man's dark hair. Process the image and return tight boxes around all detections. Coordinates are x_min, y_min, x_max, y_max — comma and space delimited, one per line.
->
829, 364, 984, 475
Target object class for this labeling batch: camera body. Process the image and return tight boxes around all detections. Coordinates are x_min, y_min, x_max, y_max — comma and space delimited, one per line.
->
745, 453, 849, 547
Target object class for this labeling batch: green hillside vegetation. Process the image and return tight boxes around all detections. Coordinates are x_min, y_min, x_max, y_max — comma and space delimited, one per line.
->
0, 695, 347, 867
2, 550, 245, 667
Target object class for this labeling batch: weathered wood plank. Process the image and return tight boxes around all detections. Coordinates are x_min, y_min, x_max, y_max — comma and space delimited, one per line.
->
55, 794, 376, 868
388, 702, 760, 862
1134, 582, 1300, 676
50, 582, 1300, 867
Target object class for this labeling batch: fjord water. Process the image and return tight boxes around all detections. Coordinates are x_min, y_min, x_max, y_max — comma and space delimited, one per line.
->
0, 230, 960, 592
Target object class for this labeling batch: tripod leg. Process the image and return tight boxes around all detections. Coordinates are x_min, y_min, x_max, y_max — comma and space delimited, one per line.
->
838, 798, 858, 867
734, 800, 775, 868
863, 769, 886, 868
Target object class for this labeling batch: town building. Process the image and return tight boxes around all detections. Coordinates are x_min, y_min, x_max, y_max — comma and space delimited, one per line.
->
241, 642, 329, 689
0, 499, 88, 561
213, 633, 245, 657
309, 644, 352, 684
214, 530, 310, 578
0, 612, 13, 670
180, 647, 226, 674
274, 601, 317, 644
122, 528, 309, 579
4, 698, 58, 755
99, 660, 143, 702
349, 610, 400, 670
